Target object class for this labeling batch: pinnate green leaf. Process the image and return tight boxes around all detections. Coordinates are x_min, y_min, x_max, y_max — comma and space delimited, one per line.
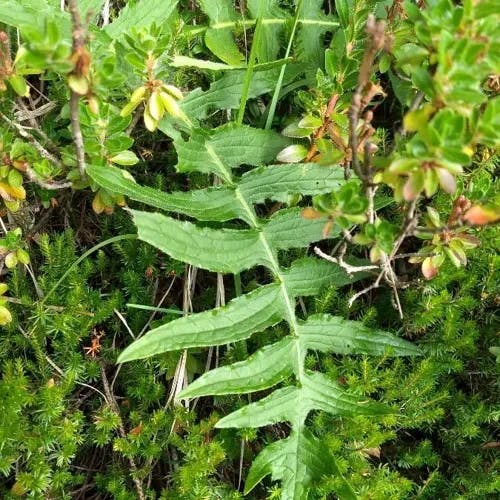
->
105, 0, 178, 39
264, 207, 338, 250
216, 386, 299, 428
178, 337, 295, 398
298, 315, 422, 356
282, 257, 361, 297
217, 370, 390, 429
198, 0, 244, 65
239, 163, 345, 203
247, 0, 286, 63
171, 66, 302, 121
174, 125, 289, 180
87, 165, 247, 222
245, 429, 357, 500
118, 284, 285, 362
130, 210, 272, 273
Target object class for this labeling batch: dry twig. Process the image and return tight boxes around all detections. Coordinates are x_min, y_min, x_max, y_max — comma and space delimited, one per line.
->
347, 15, 390, 180
1, 112, 63, 169
67, 0, 89, 178
314, 246, 379, 275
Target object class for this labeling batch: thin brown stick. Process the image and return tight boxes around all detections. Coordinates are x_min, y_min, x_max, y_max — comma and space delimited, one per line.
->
0, 111, 64, 170
314, 246, 379, 275
15, 99, 59, 151
24, 165, 73, 190
305, 94, 339, 162
348, 271, 384, 308
347, 199, 418, 315
347, 15, 389, 180
126, 106, 143, 135
390, 199, 419, 259
69, 92, 86, 178
100, 365, 146, 500
67, 0, 88, 178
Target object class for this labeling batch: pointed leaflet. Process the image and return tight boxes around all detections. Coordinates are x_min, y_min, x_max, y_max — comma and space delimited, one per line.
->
298, 314, 422, 356
295, 0, 337, 69
217, 370, 389, 428
216, 387, 300, 428
264, 207, 339, 250
247, 0, 286, 63
302, 370, 390, 416
105, 0, 178, 39
87, 164, 346, 224
174, 124, 289, 180
240, 163, 346, 204
178, 337, 296, 398
198, 0, 244, 65
86, 165, 247, 223
130, 210, 273, 273
283, 257, 360, 297
118, 284, 285, 363
245, 429, 357, 500
171, 65, 302, 121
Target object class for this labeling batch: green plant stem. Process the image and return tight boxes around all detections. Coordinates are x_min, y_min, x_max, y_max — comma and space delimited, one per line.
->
42, 234, 137, 306
127, 303, 183, 315
265, 0, 303, 130
236, 0, 265, 125
186, 18, 338, 36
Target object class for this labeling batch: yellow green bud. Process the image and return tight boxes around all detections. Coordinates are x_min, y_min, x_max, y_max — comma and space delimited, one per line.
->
147, 92, 163, 121
159, 91, 182, 119
162, 84, 183, 100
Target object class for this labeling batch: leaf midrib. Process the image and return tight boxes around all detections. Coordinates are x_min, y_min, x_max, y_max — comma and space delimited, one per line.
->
189, 18, 339, 33
211, 141, 306, 390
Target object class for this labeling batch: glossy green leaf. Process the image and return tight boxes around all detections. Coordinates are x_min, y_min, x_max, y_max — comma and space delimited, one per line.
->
118, 284, 285, 362
298, 315, 422, 356
109, 150, 139, 166
105, 0, 178, 39
87, 165, 247, 223
245, 429, 357, 500
175, 125, 289, 181
130, 210, 273, 273
240, 163, 345, 203
276, 144, 308, 163
178, 337, 295, 398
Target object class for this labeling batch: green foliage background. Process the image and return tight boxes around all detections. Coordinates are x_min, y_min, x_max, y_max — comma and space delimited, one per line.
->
0, 0, 498, 499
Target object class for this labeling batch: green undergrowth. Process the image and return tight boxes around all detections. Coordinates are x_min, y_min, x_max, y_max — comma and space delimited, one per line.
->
0, 0, 499, 499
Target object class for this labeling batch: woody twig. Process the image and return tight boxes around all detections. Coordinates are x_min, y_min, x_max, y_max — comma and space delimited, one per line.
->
67, 0, 90, 179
